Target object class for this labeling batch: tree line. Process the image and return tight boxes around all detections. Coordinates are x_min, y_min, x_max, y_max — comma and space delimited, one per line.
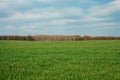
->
0, 35, 120, 41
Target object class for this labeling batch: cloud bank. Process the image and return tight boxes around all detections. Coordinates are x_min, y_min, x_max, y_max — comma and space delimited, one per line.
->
0, 0, 120, 36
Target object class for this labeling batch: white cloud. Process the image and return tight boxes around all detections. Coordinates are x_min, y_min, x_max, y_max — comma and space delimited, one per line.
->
0, 8, 59, 22
87, 22, 120, 27
49, 19, 78, 25
72, 21, 120, 28
19, 19, 78, 31
61, 7, 83, 16
78, 0, 120, 24
20, 25, 39, 31
18, 22, 44, 34
0, 0, 28, 10
81, 16, 111, 22
2, 12, 59, 21
37, 0, 55, 2
0, 0, 119, 36
0, 7, 82, 22
89, 0, 120, 16
79, 0, 90, 3
4, 26, 16, 30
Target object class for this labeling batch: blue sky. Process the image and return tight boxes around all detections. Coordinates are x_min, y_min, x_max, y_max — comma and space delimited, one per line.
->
0, 0, 120, 36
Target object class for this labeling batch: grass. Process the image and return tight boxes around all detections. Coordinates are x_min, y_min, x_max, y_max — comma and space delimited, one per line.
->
0, 40, 120, 80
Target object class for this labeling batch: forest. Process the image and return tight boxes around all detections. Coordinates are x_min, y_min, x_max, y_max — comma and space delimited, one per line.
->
0, 35, 120, 41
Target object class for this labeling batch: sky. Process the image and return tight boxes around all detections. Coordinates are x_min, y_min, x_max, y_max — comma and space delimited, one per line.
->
0, 0, 120, 36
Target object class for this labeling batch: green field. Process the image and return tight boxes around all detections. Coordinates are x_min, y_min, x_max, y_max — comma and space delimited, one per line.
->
0, 40, 120, 80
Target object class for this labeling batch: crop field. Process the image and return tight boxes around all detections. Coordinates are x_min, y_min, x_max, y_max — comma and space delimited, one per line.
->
0, 40, 120, 80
